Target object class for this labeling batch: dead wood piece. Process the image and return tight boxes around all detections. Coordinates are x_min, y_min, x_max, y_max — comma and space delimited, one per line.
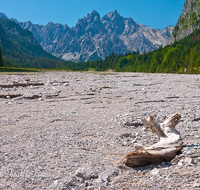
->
0, 82, 44, 88
23, 95, 42, 99
166, 96, 180, 99
0, 94, 23, 98
124, 113, 183, 167
42, 91, 61, 99
135, 100, 165, 104
192, 118, 200, 122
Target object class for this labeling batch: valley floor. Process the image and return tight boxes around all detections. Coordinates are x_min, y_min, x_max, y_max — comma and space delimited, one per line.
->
0, 71, 200, 189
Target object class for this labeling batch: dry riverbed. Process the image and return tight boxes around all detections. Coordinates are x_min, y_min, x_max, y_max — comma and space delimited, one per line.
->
0, 71, 200, 189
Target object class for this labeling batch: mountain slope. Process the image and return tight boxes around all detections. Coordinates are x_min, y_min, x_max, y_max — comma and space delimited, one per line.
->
170, 0, 200, 43
7, 10, 173, 62
0, 22, 12, 50
0, 17, 66, 68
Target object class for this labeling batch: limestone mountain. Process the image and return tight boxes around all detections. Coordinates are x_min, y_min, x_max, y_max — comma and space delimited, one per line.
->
170, 0, 200, 43
2, 11, 174, 62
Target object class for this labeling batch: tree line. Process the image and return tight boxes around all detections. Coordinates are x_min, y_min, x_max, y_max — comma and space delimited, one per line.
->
0, 46, 3, 67
1, 26, 200, 74
60, 28, 200, 74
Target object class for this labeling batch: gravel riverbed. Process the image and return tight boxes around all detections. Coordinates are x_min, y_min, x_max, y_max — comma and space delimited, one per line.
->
0, 71, 200, 189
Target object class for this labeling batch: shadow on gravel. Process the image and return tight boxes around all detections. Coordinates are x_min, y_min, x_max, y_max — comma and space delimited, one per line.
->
118, 161, 173, 172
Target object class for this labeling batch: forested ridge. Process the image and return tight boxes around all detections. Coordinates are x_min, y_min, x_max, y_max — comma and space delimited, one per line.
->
59, 28, 200, 74
0, 17, 71, 69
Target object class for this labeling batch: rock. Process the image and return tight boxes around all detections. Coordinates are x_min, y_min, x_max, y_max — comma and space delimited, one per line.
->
53, 180, 59, 186
105, 181, 111, 186
75, 168, 91, 180
122, 141, 130, 146
85, 181, 93, 187
90, 172, 98, 179
150, 168, 160, 175
99, 173, 110, 182
193, 182, 200, 188
131, 139, 136, 144
185, 157, 194, 165
111, 170, 119, 177
178, 157, 194, 166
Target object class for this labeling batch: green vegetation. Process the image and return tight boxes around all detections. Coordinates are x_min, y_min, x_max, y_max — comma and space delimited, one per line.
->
0, 46, 3, 67
173, 0, 200, 38
63, 28, 200, 74
0, 17, 72, 69
0, 66, 39, 72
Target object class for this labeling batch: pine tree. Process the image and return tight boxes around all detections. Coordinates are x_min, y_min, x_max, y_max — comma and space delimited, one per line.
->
0, 46, 3, 67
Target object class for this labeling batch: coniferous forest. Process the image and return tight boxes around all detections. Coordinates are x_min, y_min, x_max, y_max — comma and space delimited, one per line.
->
57, 28, 200, 74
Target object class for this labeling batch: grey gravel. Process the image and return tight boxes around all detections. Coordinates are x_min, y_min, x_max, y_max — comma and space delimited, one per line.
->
0, 71, 200, 189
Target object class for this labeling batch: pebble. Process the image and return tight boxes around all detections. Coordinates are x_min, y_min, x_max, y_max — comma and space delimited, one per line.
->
193, 182, 200, 188
53, 180, 59, 186
75, 168, 92, 180
90, 172, 98, 179
150, 168, 160, 175
99, 173, 110, 182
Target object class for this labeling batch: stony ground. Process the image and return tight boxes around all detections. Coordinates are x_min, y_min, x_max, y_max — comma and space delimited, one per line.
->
0, 71, 200, 190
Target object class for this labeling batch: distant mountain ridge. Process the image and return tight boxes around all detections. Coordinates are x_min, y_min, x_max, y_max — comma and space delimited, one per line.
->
1, 11, 174, 62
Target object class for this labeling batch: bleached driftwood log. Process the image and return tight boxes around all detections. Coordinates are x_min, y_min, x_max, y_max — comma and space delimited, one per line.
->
124, 113, 183, 167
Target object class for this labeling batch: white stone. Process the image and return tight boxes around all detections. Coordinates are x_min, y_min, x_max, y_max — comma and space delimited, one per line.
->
75, 168, 91, 180
193, 182, 200, 188
150, 168, 160, 175
53, 180, 59, 186
99, 173, 110, 182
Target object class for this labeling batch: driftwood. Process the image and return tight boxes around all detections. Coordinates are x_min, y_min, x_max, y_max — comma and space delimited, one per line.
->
124, 113, 183, 167
0, 82, 44, 88
0, 94, 23, 98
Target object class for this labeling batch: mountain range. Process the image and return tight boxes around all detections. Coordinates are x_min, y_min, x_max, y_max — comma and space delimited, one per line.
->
1, 10, 174, 62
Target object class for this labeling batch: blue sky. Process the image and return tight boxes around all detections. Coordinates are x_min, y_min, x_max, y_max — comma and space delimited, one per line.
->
1, 0, 185, 29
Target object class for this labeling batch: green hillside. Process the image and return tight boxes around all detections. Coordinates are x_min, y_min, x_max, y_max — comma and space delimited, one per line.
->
171, 0, 200, 42
0, 17, 69, 68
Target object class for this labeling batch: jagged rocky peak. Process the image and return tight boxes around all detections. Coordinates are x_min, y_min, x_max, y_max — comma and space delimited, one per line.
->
104, 10, 119, 19
170, 0, 200, 43
101, 10, 127, 34
90, 10, 100, 17
101, 10, 123, 23
77, 10, 101, 28
86, 10, 100, 22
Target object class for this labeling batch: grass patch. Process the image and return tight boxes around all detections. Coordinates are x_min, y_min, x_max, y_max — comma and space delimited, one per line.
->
0, 67, 40, 72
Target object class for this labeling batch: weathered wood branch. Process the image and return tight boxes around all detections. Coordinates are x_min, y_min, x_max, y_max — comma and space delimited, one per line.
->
0, 94, 23, 98
0, 82, 44, 88
124, 113, 183, 167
